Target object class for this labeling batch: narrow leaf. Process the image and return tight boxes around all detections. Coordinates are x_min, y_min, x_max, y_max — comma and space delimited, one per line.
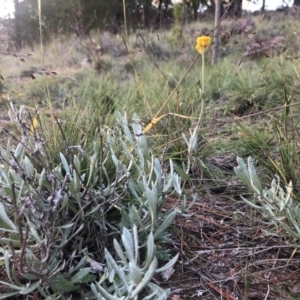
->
154, 211, 177, 238
105, 248, 128, 289
60, 152, 70, 175
20, 281, 40, 294
131, 257, 158, 298
71, 268, 91, 283
0, 203, 16, 230
156, 253, 179, 273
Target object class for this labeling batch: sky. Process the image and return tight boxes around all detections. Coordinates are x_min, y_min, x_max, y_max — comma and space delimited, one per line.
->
0, 0, 294, 19
243, 0, 293, 11
1, 0, 15, 19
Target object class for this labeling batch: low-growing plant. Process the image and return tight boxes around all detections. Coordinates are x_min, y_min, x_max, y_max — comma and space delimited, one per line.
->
0, 103, 181, 299
235, 156, 300, 241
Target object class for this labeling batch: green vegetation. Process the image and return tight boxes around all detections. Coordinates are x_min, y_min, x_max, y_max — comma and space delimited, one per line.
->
2, 7, 300, 299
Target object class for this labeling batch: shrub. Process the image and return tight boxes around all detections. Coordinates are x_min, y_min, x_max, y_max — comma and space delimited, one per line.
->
235, 156, 300, 240
0, 103, 180, 299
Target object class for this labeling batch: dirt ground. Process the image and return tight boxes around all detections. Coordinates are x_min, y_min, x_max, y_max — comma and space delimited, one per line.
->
159, 193, 300, 299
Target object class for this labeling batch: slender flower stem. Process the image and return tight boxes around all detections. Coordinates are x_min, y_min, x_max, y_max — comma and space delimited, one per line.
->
201, 49, 205, 94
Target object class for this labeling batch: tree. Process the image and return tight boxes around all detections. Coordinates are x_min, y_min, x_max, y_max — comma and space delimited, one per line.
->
212, 0, 221, 65
261, 0, 265, 11
13, 0, 22, 49
294, 0, 300, 6
226, 0, 243, 18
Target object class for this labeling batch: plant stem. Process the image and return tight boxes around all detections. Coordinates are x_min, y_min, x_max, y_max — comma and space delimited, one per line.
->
202, 50, 205, 94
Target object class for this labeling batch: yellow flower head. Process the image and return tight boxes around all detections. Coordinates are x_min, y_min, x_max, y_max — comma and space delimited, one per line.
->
30, 116, 38, 133
195, 36, 211, 54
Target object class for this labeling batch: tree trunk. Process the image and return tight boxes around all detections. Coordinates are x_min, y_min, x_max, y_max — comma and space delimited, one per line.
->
227, 0, 242, 18
294, 0, 300, 6
182, 0, 187, 25
155, 0, 162, 29
212, 0, 221, 65
191, 0, 199, 21
261, 0, 265, 11
140, 0, 149, 28
14, 0, 22, 50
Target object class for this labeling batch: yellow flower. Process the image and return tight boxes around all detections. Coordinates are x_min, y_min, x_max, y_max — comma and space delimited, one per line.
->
195, 36, 211, 54
30, 116, 38, 133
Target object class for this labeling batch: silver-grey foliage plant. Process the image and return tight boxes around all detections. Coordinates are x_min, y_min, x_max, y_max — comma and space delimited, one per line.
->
235, 156, 300, 240
0, 104, 180, 299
